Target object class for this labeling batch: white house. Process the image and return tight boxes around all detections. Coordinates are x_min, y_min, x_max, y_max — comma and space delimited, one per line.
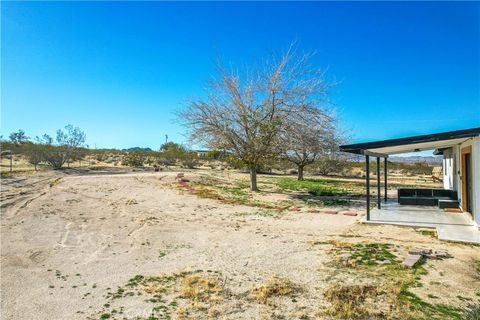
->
340, 128, 480, 234
439, 132, 480, 227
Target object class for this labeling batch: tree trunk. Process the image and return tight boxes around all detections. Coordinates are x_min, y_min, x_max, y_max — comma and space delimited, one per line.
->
297, 165, 304, 181
249, 167, 258, 192
34, 164, 37, 171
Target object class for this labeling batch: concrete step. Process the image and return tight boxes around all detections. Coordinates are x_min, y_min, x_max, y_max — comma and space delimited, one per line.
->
438, 199, 460, 209
436, 225, 480, 244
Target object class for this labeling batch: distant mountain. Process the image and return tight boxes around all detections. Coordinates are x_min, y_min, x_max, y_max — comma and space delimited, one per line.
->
122, 147, 153, 152
341, 153, 443, 165
389, 156, 442, 165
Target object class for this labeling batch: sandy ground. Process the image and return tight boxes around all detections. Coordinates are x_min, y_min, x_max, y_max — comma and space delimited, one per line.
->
1, 170, 479, 320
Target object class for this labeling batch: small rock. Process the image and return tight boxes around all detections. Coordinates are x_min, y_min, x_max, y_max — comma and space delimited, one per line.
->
322, 210, 338, 214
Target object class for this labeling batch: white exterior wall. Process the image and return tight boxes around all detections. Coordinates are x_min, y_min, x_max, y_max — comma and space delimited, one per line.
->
452, 136, 480, 228
443, 148, 455, 190
472, 137, 480, 228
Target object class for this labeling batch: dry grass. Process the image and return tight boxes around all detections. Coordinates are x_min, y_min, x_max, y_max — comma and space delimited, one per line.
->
324, 284, 388, 319
251, 275, 298, 304
100, 270, 228, 319
176, 306, 189, 320
180, 274, 224, 303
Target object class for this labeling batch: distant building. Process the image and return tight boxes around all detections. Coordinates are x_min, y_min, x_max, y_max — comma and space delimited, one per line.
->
194, 150, 209, 158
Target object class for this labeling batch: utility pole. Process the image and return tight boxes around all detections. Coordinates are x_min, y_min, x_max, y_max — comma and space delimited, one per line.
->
165, 134, 168, 145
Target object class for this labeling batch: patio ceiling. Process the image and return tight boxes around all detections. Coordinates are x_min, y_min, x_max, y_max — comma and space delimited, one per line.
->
340, 127, 480, 156
362, 137, 470, 155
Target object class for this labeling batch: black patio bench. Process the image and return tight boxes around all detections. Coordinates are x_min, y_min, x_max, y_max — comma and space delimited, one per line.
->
397, 188, 458, 208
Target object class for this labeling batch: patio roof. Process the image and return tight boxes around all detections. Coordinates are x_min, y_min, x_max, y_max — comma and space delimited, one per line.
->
339, 127, 480, 221
340, 127, 480, 155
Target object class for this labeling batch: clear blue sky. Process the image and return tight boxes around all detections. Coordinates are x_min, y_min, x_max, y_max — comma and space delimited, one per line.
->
2, 1, 479, 150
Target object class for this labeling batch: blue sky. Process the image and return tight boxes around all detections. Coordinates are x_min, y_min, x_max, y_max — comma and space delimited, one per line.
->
2, 1, 479, 151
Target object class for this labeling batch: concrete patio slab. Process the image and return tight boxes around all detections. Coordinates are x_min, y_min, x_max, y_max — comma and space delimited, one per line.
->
437, 225, 480, 244
362, 201, 480, 244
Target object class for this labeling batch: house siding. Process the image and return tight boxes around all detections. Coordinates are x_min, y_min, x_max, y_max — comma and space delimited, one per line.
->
454, 137, 480, 228
443, 148, 455, 190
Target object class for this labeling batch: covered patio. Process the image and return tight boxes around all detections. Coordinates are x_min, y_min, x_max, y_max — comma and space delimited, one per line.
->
340, 128, 480, 244
366, 201, 479, 243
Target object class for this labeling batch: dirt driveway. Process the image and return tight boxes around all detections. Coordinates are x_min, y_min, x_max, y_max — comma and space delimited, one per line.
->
1, 171, 478, 319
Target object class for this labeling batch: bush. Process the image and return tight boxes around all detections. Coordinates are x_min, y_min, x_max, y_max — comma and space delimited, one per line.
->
122, 153, 145, 167
181, 156, 199, 169
307, 187, 339, 196
95, 154, 107, 161
314, 157, 348, 176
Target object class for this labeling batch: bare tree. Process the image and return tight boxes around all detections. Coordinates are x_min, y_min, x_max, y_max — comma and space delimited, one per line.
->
179, 45, 334, 191
280, 109, 342, 180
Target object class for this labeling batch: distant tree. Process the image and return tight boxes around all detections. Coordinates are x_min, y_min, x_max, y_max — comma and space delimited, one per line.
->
40, 125, 86, 169
179, 45, 334, 191
314, 156, 348, 176
280, 110, 342, 180
9, 129, 29, 145
159, 142, 187, 166
24, 142, 43, 171
42, 134, 54, 145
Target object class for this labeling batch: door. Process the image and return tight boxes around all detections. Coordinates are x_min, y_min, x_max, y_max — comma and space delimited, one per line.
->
461, 146, 473, 215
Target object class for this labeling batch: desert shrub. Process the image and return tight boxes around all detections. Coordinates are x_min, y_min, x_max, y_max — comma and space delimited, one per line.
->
144, 157, 156, 165
307, 186, 340, 196
95, 154, 107, 161
223, 155, 246, 170
408, 162, 434, 175
23, 142, 44, 170
314, 157, 348, 176
270, 158, 293, 174
181, 155, 199, 169
122, 153, 145, 167
256, 164, 273, 174
159, 142, 187, 166
322, 199, 349, 206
